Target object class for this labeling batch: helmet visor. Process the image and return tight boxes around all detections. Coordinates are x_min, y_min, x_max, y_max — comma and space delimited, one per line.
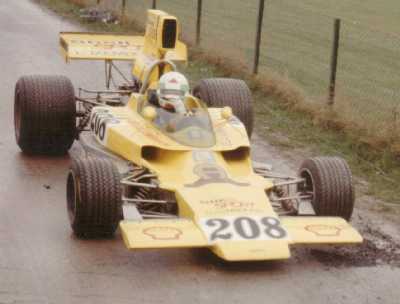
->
160, 89, 185, 98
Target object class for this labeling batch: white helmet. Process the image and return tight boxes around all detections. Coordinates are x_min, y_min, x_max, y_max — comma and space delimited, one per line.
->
157, 72, 189, 113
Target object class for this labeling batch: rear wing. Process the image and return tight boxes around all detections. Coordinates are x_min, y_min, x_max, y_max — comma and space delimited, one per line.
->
60, 32, 144, 61
60, 10, 187, 63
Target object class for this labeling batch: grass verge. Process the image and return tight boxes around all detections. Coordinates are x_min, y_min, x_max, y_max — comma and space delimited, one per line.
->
35, 0, 400, 206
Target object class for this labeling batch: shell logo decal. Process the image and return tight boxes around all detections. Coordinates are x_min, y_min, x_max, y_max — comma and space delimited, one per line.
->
305, 225, 341, 237
143, 227, 183, 240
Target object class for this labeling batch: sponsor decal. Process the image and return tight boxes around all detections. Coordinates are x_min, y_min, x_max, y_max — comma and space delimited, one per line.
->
185, 163, 249, 188
70, 39, 137, 48
305, 225, 341, 237
90, 109, 120, 144
72, 50, 139, 58
143, 227, 183, 240
200, 198, 255, 210
68, 39, 141, 58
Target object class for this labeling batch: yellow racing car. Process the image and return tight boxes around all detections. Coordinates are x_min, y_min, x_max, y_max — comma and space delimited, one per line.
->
14, 10, 362, 261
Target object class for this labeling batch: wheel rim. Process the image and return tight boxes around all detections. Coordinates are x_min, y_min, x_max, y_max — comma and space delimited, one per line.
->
14, 89, 21, 142
66, 171, 78, 223
299, 168, 316, 209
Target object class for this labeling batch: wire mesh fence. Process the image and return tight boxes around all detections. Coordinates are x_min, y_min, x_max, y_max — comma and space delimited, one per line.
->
75, 0, 400, 148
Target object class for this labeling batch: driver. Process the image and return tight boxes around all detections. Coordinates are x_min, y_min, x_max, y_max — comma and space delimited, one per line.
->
156, 72, 190, 114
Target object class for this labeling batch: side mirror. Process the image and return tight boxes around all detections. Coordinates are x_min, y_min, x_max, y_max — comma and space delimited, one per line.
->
143, 106, 157, 121
221, 106, 233, 120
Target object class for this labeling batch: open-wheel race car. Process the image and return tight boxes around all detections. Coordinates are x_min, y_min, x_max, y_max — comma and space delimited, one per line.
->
14, 10, 362, 261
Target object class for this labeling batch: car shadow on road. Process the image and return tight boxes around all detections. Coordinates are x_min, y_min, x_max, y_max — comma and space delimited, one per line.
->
189, 248, 288, 273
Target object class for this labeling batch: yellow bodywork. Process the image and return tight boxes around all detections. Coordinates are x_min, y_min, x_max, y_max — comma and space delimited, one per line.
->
89, 95, 362, 261
61, 9, 362, 261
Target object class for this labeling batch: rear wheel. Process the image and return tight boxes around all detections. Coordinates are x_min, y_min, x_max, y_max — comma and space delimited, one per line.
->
193, 78, 254, 138
14, 75, 76, 155
299, 157, 355, 221
67, 156, 122, 238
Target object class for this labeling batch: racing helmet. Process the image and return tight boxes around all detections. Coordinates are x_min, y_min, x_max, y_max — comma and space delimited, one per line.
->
157, 72, 189, 114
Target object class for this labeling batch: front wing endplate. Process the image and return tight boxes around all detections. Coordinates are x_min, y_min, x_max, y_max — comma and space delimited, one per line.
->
281, 216, 363, 244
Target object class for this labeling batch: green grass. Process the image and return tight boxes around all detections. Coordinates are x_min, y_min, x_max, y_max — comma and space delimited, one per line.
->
36, 0, 400, 207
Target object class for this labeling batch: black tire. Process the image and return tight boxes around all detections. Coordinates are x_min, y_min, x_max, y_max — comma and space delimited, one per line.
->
193, 78, 254, 138
67, 156, 122, 238
299, 157, 355, 221
14, 75, 76, 155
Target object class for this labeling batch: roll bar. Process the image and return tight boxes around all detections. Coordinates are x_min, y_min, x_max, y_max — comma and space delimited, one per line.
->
139, 59, 177, 95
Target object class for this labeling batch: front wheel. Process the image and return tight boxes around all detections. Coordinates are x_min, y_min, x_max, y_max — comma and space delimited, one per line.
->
298, 157, 355, 221
67, 156, 122, 238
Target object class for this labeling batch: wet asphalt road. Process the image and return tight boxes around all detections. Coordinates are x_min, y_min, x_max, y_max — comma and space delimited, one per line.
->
0, 1, 399, 303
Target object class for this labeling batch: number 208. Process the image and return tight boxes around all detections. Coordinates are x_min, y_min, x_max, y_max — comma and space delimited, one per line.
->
205, 216, 287, 241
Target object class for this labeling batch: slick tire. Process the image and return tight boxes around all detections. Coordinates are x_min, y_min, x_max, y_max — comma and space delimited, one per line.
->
14, 75, 76, 155
67, 156, 122, 238
193, 78, 254, 138
298, 157, 355, 221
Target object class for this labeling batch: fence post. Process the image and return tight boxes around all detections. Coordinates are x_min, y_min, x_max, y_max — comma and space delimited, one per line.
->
121, 0, 126, 24
253, 0, 266, 74
329, 18, 341, 105
196, 0, 203, 46
152, 0, 157, 9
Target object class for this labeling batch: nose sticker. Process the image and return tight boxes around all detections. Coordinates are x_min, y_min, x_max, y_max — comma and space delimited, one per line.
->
185, 163, 249, 188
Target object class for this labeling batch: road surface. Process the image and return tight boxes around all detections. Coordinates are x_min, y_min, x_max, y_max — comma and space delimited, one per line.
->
0, 1, 399, 303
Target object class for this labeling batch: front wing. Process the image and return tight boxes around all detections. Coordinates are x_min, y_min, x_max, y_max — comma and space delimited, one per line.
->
120, 216, 362, 261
